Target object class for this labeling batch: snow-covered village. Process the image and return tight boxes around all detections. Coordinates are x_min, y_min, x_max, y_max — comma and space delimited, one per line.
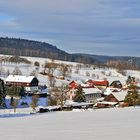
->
0, 55, 139, 140
1, 1, 140, 139
0, 54, 139, 112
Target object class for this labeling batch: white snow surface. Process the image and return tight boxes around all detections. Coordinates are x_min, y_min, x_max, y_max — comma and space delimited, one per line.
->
111, 91, 128, 101
0, 107, 140, 140
5, 75, 35, 83
83, 87, 102, 95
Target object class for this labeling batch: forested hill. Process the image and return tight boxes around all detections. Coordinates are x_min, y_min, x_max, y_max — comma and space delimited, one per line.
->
0, 37, 96, 64
0, 37, 140, 67
0, 37, 70, 60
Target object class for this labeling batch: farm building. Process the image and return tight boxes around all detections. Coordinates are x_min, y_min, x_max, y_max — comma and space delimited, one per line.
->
5, 75, 39, 92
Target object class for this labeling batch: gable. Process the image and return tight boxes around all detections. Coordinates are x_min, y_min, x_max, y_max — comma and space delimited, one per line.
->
104, 94, 119, 102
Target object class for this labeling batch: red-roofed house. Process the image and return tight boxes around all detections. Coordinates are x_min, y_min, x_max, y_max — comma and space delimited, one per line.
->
68, 81, 79, 89
85, 80, 109, 88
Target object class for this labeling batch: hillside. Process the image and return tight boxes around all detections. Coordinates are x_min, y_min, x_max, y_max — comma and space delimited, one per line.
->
73, 53, 140, 67
0, 37, 70, 61
1, 54, 140, 86
0, 37, 95, 64
0, 37, 140, 66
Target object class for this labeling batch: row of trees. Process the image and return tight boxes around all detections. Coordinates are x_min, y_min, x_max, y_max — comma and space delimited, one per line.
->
106, 60, 139, 70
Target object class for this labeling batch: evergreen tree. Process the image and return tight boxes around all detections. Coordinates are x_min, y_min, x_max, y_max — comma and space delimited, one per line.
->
19, 86, 25, 97
73, 85, 85, 102
0, 79, 6, 108
126, 76, 135, 85
6, 85, 20, 110
6, 85, 20, 98
124, 84, 140, 106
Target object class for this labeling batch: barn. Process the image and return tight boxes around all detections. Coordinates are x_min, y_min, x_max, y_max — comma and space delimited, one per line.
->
5, 75, 39, 92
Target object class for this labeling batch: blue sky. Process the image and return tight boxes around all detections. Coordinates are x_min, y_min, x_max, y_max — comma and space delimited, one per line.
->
0, 0, 140, 56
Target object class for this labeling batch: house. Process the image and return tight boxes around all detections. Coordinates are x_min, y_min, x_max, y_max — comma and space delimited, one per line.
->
104, 91, 127, 102
85, 80, 109, 89
66, 88, 77, 100
110, 80, 122, 88
83, 87, 102, 103
5, 75, 39, 92
96, 90, 128, 108
68, 81, 79, 89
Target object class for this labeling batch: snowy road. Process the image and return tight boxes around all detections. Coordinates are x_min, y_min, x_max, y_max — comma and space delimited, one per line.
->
0, 107, 140, 140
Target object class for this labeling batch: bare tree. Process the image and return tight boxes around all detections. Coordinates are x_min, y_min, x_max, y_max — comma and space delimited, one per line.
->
43, 61, 57, 76
86, 71, 90, 77
30, 70, 37, 76
59, 64, 71, 79
34, 61, 40, 67
0, 67, 6, 77
48, 76, 56, 88
49, 84, 68, 110
92, 73, 96, 78
10, 98, 19, 113
74, 69, 79, 74
6, 69, 10, 76
12, 67, 22, 75
30, 94, 39, 113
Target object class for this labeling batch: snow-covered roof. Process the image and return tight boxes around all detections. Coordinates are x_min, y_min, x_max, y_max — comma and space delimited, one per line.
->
5, 75, 36, 83
83, 88, 102, 95
65, 100, 93, 107
104, 87, 122, 95
111, 91, 128, 101
81, 83, 92, 88
97, 101, 118, 105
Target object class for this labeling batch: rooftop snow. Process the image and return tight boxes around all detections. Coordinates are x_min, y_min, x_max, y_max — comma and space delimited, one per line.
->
5, 75, 36, 83
112, 91, 128, 101
83, 88, 102, 95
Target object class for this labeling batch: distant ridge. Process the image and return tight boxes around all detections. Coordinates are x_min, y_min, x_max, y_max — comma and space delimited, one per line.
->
0, 37, 95, 64
0, 37, 140, 66
0, 37, 69, 60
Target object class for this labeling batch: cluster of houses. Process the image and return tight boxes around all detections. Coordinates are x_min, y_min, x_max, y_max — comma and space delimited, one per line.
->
3, 74, 136, 109
67, 80, 129, 108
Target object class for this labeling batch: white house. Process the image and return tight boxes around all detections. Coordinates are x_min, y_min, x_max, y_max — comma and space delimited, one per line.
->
83, 87, 102, 103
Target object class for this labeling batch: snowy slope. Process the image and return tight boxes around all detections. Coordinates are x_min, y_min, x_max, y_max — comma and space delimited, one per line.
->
0, 107, 140, 140
0, 54, 140, 86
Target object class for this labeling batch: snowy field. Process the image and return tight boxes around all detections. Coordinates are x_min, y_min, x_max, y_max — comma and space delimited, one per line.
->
1, 54, 140, 86
0, 107, 140, 140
